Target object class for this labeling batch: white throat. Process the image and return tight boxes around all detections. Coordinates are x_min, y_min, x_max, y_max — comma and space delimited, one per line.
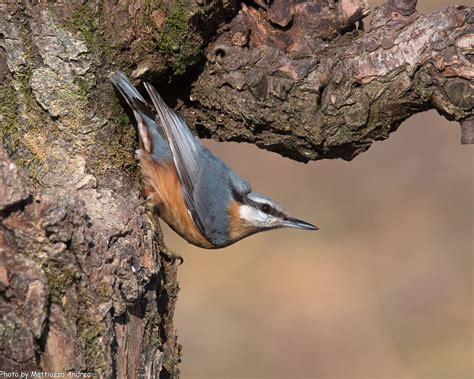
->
238, 204, 274, 228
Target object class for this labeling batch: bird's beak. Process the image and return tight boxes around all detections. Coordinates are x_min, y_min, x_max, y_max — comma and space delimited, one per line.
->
283, 217, 318, 230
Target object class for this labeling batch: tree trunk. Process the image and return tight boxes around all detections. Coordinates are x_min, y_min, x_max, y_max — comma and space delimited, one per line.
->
0, 0, 471, 378
0, 1, 183, 378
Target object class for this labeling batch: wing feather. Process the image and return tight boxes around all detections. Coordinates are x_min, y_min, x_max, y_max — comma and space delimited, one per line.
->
144, 82, 252, 246
144, 83, 208, 239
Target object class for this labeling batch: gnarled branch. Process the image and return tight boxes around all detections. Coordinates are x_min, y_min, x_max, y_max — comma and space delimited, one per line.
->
183, 1, 472, 161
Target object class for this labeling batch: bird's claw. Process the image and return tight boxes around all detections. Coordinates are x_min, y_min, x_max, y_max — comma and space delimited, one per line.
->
160, 246, 184, 265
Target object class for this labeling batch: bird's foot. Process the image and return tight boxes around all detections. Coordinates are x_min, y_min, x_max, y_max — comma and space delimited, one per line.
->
143, 200, 182, 264
160, 245, 184, 265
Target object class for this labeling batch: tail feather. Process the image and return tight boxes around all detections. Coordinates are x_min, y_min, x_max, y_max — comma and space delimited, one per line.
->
110, 72, 153, 120
110, 72, 170, 160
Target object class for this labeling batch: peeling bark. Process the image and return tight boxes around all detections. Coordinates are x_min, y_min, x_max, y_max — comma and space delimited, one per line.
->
0, 0, 471, 378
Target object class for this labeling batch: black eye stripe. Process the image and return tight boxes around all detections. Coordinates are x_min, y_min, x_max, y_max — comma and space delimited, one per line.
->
260, 204, 271, 213
243, 196, 277, 216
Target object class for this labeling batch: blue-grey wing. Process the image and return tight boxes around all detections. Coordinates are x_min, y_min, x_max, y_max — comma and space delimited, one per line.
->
194, 150, 251, 245
144, 82, 251, 246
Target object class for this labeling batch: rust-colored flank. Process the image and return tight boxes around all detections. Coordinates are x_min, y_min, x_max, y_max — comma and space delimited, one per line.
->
139, 152, 213, 248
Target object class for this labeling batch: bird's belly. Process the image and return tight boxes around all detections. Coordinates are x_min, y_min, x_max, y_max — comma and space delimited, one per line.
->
139, 155, 214, 249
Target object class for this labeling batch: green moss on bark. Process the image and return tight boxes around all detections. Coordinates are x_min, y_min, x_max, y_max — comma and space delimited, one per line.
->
0, 84, 19, 144
43, 262, 76, 304
156, 0, 202, 75
63, 5, 98, 52
78, 314, 108, 371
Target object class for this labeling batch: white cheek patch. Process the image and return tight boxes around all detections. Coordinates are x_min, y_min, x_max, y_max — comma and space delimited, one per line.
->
239, 205, 268, 227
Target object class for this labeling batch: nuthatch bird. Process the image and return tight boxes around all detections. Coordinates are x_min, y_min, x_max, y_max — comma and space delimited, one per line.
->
111, 72, 317, 249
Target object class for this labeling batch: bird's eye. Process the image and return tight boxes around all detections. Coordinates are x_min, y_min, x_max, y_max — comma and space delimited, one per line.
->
260, 204, 271, 214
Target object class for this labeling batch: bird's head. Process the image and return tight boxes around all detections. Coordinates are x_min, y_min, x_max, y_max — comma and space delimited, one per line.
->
229, 191, 318, 242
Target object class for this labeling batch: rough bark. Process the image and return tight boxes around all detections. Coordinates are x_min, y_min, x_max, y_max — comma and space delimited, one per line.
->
0, 0, 471, 378
186, 0, 473, 161
0, 2, 181, 378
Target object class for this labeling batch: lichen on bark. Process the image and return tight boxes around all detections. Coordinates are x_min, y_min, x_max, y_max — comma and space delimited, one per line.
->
1, 2, 180, 377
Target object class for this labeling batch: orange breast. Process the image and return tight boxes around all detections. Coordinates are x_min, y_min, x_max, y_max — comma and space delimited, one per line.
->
139, 154, 214, 248
228, 200, 257, 243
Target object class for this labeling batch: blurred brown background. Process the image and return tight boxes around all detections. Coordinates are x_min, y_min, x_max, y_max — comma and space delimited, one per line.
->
165, 1, 473, 378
